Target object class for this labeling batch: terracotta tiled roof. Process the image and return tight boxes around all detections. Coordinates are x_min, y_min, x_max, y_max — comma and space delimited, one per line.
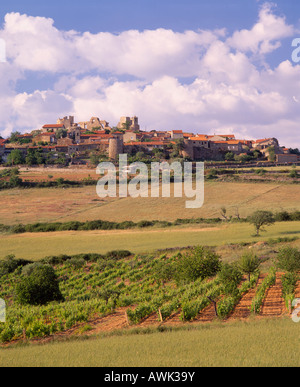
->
189, 136, 209, 141
226, 140, 241, 145
124, 141, 165, 146
42, 124, 64, 128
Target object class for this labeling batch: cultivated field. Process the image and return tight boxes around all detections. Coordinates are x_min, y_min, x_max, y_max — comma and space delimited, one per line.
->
0, 222, 299, 260
0, 180, 299, 225
1, 318, 299, 367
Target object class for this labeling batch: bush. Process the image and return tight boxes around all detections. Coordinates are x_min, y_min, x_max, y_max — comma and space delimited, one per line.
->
127, 303, 154, 324
289, 170, 298, 178
218, 263, 243, 295
290, 211, 300, 221
66, 257, 86, 269
238, 251, 261, 281
0, 255, 32, 277
281, 272, 298, 307
180, 299, 202, 321
274, 211, 291, 222
16, 264, 64, 305
105, 250, 132, 260
274, 247, 300, 273
175, 246, 221, 284
250, 268, 276, 313
137, 220, 154, 228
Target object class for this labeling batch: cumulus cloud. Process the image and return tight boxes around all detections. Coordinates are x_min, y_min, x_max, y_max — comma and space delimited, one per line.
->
0, 4, 299, 147
227, 2, 295, 55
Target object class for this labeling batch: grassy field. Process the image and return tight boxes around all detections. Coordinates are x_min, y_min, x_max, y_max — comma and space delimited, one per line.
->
1, 318, 299, 367
0, 221, 299, 260
0, 181, 299, 225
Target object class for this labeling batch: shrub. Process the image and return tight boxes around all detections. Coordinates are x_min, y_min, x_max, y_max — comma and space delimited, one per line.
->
218, 263, 243, 295
238, 251, 261, 281
66, 257, 86, 269
137, 220, 154, 228
274, 247, 300, 273
289, 170, 298, 178
217, 296, 237, 319
206, 169, 218, 180
105, 250, 132, 260
0, 255, 32, 277
180, 299, 202, 321
175, 246, 221, 284
281, 272, 298, 308
290, 211, 300, 221
274, 211, 291, 222
16, 264, 64, 305
154, 262, 175, 286
250, 268, 276, 313
127, 303, 154, 324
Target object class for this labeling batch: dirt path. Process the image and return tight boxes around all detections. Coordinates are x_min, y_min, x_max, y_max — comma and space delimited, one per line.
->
294, 279, 300, 299
228, 274, 267, 320
260, 273, 285, 317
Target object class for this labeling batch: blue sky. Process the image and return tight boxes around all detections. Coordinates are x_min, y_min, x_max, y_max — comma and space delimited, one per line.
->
0, 0, 300, 146
1, 0, 299, 34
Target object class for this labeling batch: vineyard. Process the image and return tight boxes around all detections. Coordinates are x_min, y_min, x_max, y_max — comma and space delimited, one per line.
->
0, 246, 299, 345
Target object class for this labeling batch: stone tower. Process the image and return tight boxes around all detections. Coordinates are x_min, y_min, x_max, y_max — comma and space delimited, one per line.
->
109, 137, 124, 161
181, 139, 194, 160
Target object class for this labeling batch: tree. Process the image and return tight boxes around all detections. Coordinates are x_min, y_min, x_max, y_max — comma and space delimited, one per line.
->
16, 264, 64, 305
35, 149, 45, 165
25, 149, 36, 166
225, 152, 234, 161
7, 149, 24, 166
90, 152, 101, 166
8, 131, 21, 143
220, 206, 229, 221
56, 128, 68, 139
9, 174, 22, 187
248, 210, 275, 236
238, 252, 261, 281
267, 146, 276, 162
175, 246, 221, 284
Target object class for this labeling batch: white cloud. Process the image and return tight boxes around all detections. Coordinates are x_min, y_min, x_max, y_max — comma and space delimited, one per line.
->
0, 4, 299, 148
227, 3, 295, 55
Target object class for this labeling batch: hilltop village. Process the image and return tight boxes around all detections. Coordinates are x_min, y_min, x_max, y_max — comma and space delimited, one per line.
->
0, 115, 299, 166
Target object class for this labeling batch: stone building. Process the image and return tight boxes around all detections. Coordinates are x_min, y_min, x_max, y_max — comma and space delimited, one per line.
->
109, 137, 124, 160
168, 130, 184, 139
276, 153, 299, 163
78, 117, 109, 131
42, 124, 65, 133
57, 116, 74, 129
117, 116, 140, 131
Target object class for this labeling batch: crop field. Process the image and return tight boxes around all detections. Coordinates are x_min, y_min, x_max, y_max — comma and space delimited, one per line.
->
1, 318, 299, 367
0, 240, 299, 367
0, 180, 299, 225
0, 221, 299, 260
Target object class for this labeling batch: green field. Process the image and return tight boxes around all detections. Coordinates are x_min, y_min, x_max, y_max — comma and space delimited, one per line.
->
1, 318, 299, 367
1, 221, 300, 260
